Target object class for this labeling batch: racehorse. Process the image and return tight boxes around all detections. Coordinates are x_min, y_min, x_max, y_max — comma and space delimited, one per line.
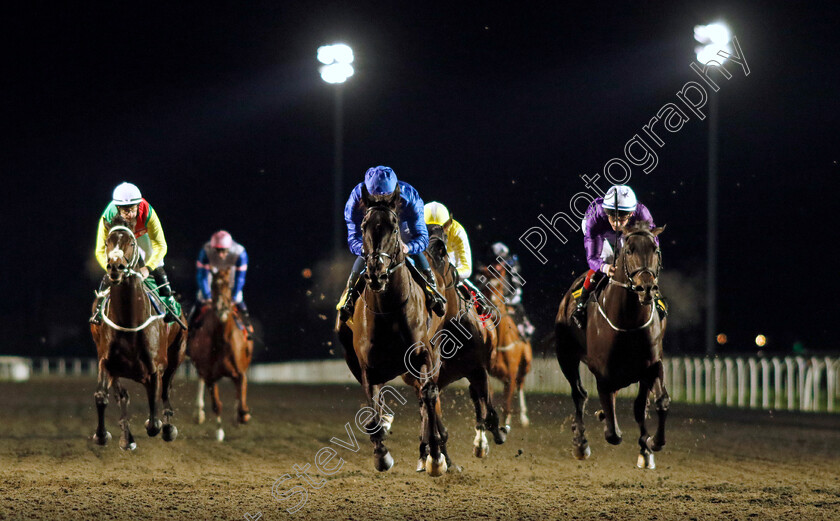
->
554, 221, 669, 469
401, 224, 506, 471
336, 184, 449, 476
188, 267, 254, 441
478, 264, 533, 432
89, 216, 187, 450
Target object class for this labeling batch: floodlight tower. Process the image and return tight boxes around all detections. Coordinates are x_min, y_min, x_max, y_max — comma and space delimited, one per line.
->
318, 43, 355, 253
694, 23, 731, 355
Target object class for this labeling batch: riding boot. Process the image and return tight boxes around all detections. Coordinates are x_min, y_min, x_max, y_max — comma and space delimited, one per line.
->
572, 286, 591, 329
152, 267, 180, 325
235, 301, 255, 339
422, 268, 447, 317
89, 275, 109, 325
339, 271, 363, 322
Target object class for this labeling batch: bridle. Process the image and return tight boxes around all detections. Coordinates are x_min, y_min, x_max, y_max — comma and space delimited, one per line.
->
361, 205, 405, 277
609, 230, 662, 295
106, 225, 143, 280
427, 233, 457, 290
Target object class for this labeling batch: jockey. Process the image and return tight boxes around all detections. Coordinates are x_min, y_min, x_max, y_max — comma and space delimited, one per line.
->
489, 242, 535, 341
424, 201, 484, 302
338, 166, 446, 321
194, 230, 253, 336
91, 182, 181, 325
573, 184, 666, 327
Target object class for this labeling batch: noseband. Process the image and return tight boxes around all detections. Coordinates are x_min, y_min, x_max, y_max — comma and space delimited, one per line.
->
361, 206, 405, 277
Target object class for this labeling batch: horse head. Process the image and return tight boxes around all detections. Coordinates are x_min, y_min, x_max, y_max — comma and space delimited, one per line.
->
426, 224, 451, 274
360, 183, 404, 293
619, 221, 665, 305
211, 267, 233, 320
104, 216, 141, 285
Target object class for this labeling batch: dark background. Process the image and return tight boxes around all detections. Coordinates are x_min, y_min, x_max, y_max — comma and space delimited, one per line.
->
3, 1, 838, 361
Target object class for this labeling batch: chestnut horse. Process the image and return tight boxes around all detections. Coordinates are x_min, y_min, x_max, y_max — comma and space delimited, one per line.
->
401, 224, 506, 471
336, 184, 449, 476
89, 216, 186, 450
478, 264, 533, 432
188, 267, 254, 441
554, 221, 669, 469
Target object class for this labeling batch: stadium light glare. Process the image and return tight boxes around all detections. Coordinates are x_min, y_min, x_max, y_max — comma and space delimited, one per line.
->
694, 22, 733, 64
318, 43, 354, 84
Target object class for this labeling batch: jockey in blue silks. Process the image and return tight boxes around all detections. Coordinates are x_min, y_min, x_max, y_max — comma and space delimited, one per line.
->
338, 166, 446, 321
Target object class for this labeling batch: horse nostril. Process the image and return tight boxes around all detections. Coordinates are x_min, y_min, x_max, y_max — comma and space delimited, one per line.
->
118, 264, 126, 271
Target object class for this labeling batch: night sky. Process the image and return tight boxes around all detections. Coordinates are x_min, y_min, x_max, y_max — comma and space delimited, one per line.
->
4, 1, 839, 360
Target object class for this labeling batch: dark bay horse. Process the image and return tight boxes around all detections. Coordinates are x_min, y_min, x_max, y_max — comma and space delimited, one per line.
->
479, 265, 533, 432
401, 224, 506, 471
336, 184, 449, 476
188, 267, 254, 441
89, 217, 187, 450
554, 221, 669, 468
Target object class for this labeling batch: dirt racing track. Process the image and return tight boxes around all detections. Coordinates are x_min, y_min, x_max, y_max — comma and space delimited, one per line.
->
1, 378, 838, 520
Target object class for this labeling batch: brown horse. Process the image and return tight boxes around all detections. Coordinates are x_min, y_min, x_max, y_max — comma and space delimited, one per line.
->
478, 264, 533, 432
554, 221, 669, 468
401, 224, 506, 471
188, 267, 254, 441
89, 216, 187, 450
336, 184, 449, 475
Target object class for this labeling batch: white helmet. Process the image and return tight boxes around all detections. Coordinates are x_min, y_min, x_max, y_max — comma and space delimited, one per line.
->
112, 182, 142, 206
491, 242, 509, 257
424, 201, 451, 226
603, 185, 637, 213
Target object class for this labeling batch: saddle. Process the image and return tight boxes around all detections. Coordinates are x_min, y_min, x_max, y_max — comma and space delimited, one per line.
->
100, 278, 182, 317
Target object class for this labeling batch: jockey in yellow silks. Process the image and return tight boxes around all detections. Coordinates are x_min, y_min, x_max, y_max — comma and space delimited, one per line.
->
423, 201, 472, 279
90, 182, 181, 325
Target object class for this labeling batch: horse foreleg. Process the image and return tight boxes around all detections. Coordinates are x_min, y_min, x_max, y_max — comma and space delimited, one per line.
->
112, 379, 136, 451
502, 378, 514, 433
144, 372, 161, 437
597, 383, 622, 445
650, 362, 670, 452
361, 376, 393, 473
559, 357, 589, 459
434, 396, 453, 469
160, 364, 178, 442
634, 377, 654, 469
92, 359, 112, 445
209, 381, 224, 442
420, 377, 447, 476
196, 380, 206, 424
234, 374, 252, 424
517, 364, 530, 428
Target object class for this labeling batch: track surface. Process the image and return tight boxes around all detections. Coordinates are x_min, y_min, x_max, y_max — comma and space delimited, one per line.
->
1, 378, 839, 520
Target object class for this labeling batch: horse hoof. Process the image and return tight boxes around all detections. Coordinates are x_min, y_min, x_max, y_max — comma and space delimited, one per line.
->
605, 432, 622, 445
197, 411, 206, 424
145, 419, 162, 437
491, 427, 506, 445
216, 428, 225, 442
573, 445, 591, 460
425, 454, 447, 477
238, 413, 251, 424
637, 452, 655, 469
381, 414, 394, 433
162, 424, 178, 442
415, 458, 426, 472
474, 445, 489, 458
120, 440, 137, 451
374, 451, 394, 472
646, 436, 664, 452
93, 431, 111, 446
595, 410, 605, 421
520, 415, 530, 428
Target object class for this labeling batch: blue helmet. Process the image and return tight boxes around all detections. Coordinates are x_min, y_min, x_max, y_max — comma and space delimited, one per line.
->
364, 166, 398, 195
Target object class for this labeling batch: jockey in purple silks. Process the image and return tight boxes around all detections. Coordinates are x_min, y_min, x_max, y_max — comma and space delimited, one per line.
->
337, 165, 446, 321
572, 184, 667, 328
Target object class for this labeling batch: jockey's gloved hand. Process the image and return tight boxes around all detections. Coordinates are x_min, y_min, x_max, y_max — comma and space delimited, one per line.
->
601, 264, 615, 277
139, 266, 150, 279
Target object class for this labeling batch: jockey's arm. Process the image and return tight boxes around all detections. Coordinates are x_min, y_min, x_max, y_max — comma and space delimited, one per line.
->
144, 209, 167, 270
403, 191, 429, 255
233, 249, 248, 302
583, 218, 608, 274
448, 221, 473, 279
344, 188, 364, 256
196, 248, 212, 301
94, 217, 108, 271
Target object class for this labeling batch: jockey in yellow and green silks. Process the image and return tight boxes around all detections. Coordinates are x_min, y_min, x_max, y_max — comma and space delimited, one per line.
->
90, 182, 181, 325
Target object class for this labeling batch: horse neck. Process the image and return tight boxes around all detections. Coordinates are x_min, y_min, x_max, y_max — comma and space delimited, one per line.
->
604, 250, 648, 321
366, 260, 414, 314
109, 276, 148, 324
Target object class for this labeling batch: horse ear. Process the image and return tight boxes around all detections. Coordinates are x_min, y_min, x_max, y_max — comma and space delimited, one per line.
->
652, 225, 666, 237
388, 183, 401, 207
443, 217, 453, 231
361, 184, 372, 207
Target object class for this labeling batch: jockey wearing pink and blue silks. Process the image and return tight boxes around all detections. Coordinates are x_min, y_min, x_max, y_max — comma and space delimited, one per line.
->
338, 165, 445, 320
574, 185, 658, 324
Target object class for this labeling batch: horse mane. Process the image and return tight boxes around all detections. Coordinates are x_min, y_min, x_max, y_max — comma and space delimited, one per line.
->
110, 214, 133, 230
